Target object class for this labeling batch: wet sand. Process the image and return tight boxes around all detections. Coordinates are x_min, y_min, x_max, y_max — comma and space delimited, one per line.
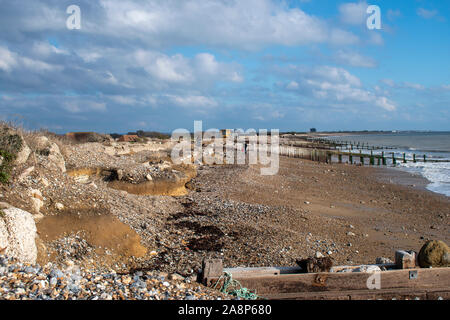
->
186, 155, 450, 267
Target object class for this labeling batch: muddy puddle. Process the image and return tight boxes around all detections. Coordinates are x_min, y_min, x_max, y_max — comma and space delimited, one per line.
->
36, 209, 147, 266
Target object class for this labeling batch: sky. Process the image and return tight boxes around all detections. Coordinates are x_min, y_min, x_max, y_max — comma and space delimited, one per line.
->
0, 0, 449, 134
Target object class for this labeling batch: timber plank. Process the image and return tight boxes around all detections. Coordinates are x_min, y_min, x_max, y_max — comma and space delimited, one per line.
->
224, 268, 450, 295
264, 287, 449, 300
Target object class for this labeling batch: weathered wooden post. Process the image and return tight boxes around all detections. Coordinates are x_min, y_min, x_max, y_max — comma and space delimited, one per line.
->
202, 258, 223, 285
370, 151, 375, 166
403, 153, 406, 164
424, 154, 427, 163
392, 153, 396, 165
413, 154, 416, 163
382, 151, 386, 165
360, 155, 364, 165
349, 154, 353, 164
338, 153, 342, 164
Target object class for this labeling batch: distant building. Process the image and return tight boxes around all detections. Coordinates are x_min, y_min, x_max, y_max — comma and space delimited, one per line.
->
220, 129, 233, 138
118, 134, 140, 142
310, 128, 317, 133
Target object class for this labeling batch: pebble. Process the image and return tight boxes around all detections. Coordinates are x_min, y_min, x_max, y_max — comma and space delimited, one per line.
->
315, 252, 324, 258
0, 255, 229, 300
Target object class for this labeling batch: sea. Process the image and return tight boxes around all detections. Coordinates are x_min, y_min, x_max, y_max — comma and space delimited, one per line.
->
325, 132, 450, 197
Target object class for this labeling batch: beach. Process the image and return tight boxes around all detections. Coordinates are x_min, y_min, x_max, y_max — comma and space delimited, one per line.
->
1, 131, 449, 299
177, 156, 450, 269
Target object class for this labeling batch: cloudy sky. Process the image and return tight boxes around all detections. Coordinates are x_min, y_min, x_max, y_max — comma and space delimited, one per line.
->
0, 0, 449, 133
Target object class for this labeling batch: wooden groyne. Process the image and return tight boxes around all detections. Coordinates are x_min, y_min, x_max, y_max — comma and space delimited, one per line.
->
201, 251, 450, 300
304, 137, 396, 151
277, 145, 449, 166
278, 136, 449, 166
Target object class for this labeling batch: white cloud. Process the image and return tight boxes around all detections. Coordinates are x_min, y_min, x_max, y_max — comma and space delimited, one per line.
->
133, 50, 242, 85
375, 97, 396, 111
287, 81, 300, 89
0, 45, 61, 73
387, 9, 402, 20
381, 79, 395, 87
381, 79, 425, 91
32, 42, 68, 57
169, 95, 218, 108
286, 65, 396, 111
98, 0, 357, 49
367, 32, 384, 46
63, 100, 107, 113
312, 66, 362, 87
334, 50, 377, 68
329, 29, 360, 45
0, 46, 18, 72
417, 8, 438, 19
402, 82, 425, 90
339, 1, 368, 25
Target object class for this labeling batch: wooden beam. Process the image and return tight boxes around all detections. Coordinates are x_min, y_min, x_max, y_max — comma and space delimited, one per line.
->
223, 266, 303, 278
207, 268, 450, 295
264, 287, 450, 300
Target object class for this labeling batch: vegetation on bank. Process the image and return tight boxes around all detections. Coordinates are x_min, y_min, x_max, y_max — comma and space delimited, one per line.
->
0, 125, 23, 184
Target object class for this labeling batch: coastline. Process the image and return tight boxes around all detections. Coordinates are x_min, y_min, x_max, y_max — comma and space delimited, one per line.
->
183, 155, 450, 268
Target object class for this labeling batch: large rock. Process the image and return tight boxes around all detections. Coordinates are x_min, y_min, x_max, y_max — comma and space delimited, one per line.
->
15, 141, 31, 165
35, 136, 66, 172
28, 189, 44, 215
0, 204, 37, 264
418, 240, 450, 268
0, 127, 30, 165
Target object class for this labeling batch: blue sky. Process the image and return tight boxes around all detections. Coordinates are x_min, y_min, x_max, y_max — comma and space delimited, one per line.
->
0, 0, 449, 133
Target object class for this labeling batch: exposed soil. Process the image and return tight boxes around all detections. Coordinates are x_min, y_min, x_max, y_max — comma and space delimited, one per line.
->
36, 208, 147, 269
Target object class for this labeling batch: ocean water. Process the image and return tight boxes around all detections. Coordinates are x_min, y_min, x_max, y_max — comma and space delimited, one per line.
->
326, 132, 450, 197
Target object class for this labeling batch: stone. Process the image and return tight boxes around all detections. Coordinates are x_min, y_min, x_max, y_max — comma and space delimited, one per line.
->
297, 257, 333, 273
29, 189, 43, 214
315, 251, 324, 258
15, 140, 31, 165
168, 273, 184, 281
0, 206, 37, 264
146, 174, 153, 181
347, 232, 356, 236
48, 143, 66, 172
376, 257, 394, 264
17, 166, 35, 182
355, 265, 381, 273
395, 250, 417, 269
35, 136, 66, 172
116, 169, 124, 181
40, 177, 49, 187
418, 240, 450, 268
55, 203, 64, 211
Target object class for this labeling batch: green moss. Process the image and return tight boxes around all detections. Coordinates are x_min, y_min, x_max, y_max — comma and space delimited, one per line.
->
0, 150, 15, 184
0, 127, 23, 184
